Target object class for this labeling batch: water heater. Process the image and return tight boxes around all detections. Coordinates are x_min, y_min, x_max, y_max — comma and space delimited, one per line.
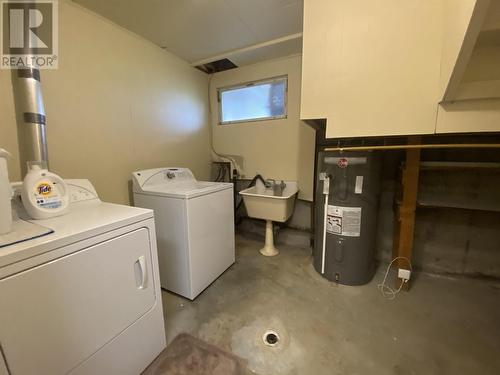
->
314, 151, 382, 285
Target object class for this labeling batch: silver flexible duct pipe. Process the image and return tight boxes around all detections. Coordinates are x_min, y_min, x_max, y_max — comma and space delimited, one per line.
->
13, 68, 49, 175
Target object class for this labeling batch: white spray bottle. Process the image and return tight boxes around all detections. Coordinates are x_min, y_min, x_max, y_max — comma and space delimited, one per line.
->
21, 162, 69, 220
0, 149, 12, 234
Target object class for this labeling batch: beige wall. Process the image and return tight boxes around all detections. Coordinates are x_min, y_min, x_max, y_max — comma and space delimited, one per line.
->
436, 99, 500, 133
209, 55, 316, 201
0, 0, 211, 204
437, 27, 500, 133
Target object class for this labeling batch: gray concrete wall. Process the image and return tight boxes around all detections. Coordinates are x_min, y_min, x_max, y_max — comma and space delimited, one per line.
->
376, 150, 500, 279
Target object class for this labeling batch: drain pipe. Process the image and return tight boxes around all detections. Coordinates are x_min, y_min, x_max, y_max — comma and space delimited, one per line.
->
12, 68, 49, 176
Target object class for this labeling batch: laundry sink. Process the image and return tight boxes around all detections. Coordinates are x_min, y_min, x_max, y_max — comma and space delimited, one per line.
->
239, 181, 298, 222
239, 181, 298, 256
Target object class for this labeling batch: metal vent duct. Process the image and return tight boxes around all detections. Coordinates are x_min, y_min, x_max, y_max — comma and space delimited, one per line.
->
12, 68, 49, 175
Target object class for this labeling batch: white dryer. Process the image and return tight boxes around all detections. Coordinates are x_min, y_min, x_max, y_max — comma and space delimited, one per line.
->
132, 168, 235, 300
0, 180, 166, 375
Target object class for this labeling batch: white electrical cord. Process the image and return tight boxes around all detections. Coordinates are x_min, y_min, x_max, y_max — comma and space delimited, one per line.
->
377, 256, 413, 300
207, 74, 243, 176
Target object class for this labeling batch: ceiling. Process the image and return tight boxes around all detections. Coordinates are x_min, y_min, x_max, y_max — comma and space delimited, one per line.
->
72, 0, 304, 67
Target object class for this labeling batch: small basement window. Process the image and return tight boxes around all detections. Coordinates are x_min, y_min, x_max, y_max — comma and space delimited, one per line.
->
218, 76, 287, 124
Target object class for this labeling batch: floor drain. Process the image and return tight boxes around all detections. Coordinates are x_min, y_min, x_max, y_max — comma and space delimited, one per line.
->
262, 330, 280, 347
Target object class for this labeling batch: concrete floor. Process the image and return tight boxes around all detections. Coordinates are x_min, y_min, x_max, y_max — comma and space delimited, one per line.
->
161, 234, 500, 375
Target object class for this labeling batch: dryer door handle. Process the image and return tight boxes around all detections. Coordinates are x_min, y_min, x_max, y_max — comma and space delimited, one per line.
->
134, 255, 148, 290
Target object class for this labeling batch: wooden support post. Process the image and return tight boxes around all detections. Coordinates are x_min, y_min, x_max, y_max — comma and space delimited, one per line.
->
393, 145, 421, 290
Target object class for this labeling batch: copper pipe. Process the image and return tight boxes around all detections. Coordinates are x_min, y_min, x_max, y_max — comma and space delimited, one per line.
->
324, 143, 500, 152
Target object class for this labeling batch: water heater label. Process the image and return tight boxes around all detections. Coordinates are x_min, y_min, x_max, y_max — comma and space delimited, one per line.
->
326, 205, 362, 237
355, 176, 364, 194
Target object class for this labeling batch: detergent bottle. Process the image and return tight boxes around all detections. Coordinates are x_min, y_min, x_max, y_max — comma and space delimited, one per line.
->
21, 162, 69, 220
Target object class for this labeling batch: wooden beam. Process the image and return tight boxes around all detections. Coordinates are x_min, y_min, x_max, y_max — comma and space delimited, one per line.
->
393, 145, 421, 289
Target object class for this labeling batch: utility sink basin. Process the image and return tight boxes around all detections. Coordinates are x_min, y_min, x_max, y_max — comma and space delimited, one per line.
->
239, 181, 298, 256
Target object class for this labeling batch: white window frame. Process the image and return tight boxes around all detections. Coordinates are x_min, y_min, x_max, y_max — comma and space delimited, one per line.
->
217, 75, 288, 125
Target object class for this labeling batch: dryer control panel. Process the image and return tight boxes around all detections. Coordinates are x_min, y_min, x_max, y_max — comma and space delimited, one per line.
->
66, 179, 99, 203
132, 168, 196, 192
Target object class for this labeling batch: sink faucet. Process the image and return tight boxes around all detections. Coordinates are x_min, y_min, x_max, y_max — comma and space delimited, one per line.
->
265, 179, 286, 196
265, 179, 275, 189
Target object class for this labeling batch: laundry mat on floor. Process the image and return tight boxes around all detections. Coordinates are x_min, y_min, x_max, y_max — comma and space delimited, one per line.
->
142, 334, 247, 375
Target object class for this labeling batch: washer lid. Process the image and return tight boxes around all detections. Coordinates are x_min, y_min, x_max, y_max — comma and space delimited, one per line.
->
132, 168, 232, 198
140, 181, 233, 199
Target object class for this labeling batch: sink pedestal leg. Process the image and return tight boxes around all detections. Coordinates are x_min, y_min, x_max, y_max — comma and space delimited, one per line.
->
260, 220, 279, 256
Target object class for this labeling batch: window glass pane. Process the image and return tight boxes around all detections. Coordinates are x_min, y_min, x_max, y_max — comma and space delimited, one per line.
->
220, 78, 286, 123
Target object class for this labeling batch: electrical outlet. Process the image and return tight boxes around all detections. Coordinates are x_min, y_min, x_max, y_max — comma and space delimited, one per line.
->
398, 268, 411, 281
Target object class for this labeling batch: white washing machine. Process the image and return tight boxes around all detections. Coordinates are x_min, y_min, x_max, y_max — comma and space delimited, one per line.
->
0, 180, 166, 375
132, 168, 235, 300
